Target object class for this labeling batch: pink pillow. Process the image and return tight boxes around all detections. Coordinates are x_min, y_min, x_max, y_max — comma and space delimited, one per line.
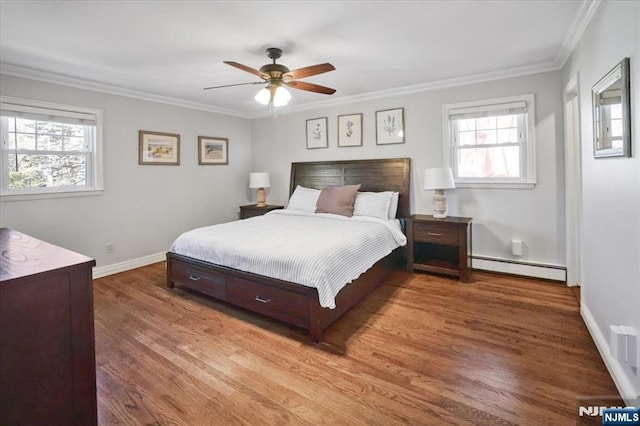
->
315, 184, 361, 217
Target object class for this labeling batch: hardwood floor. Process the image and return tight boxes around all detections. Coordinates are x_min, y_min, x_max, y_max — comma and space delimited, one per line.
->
93, 263, 619, 425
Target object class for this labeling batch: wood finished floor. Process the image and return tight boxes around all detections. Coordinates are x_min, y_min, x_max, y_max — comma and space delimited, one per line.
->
94, 263, 619, 425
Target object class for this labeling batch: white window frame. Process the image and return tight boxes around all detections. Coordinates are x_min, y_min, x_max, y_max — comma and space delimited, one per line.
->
443, 94, 536, 189
0, 96, 103, 201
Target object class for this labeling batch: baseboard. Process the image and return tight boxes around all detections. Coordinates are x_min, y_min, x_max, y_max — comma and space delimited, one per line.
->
92, 252, 166, 279
472, 256, 566, 282
581, 304, 639, 406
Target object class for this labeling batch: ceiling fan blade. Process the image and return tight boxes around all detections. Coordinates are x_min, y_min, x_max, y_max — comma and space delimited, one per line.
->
286, 81, 336, 95
224, 61, 270, 79
203, 81, 264, 90
283, 63, 335, 80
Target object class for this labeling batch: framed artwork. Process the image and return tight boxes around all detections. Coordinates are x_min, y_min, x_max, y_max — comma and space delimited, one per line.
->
376, 108, 405, 145
198, 136, 229, 165
338, 113, 363, 147
139, 130, 180, 165
306, 117, 328, 149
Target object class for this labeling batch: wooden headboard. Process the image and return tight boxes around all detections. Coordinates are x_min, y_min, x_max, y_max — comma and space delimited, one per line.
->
289, 158, 411, 218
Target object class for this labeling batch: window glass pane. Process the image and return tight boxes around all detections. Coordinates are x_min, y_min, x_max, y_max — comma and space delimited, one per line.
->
38, 135, 63, 151
458, 131, 476, 146
65, 136, 86, 151
458, 118, 475, 132
6, 133, 16, 150
36, 120, 62, 135
16, 133, 36, 150
15, 118, 36, 133
476, 117, 496, 130
476, 129, 497, 145
610, 104, 622, 120
8, 154, 87, 189
497, 115, 518, 128
497, 128, 518, 144
7, 117, 16, 132
456, 146, 520, 178
62, 123, 86, 138
7, 154, 17, 172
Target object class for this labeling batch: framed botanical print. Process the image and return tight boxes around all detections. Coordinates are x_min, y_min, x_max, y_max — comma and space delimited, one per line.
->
306, 117, 328, 149
139, 130, 180, 165
198, 136, 228, 165
337, 113, 363, 147
376, 108, 405, 145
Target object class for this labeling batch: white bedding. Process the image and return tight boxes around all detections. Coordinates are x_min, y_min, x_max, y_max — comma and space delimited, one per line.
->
169, 209, 406, 309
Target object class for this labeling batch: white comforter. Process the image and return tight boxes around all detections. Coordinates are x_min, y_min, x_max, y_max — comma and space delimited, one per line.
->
169, 209, 406, 309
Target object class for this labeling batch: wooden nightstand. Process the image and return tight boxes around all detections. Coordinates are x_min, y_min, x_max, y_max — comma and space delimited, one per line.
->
406, 214, 472, 282
239, 204, 284, 219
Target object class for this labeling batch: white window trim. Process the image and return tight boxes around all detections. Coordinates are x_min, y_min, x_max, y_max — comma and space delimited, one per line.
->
0, 96, 104, 201
443, 94, 536, 189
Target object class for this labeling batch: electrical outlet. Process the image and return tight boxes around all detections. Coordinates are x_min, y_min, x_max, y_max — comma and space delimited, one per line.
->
106, 242, 115, 253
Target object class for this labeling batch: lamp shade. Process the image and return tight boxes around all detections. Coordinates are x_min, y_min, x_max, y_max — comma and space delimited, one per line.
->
249, 172, 271, 188
424, 167, 455, 190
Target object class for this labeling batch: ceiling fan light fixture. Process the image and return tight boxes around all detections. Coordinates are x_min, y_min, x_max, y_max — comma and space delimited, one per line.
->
254, 87, 271, 105
273, 86, 291, 107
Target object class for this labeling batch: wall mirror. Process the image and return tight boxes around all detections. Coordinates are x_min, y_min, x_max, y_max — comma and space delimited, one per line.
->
592, 57, 631, 158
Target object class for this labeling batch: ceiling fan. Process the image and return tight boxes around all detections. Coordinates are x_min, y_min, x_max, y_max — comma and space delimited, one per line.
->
204, 47, 336, 107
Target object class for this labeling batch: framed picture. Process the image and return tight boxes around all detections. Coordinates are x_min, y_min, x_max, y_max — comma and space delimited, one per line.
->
376, 108, 405, 145
306, 117, 328, 149
198, 136, 228, 165
338, 113, 363, 147
139, 130, 180, 165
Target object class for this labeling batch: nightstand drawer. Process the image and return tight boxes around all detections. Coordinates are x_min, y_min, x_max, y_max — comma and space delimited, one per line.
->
413, 222, 458, 245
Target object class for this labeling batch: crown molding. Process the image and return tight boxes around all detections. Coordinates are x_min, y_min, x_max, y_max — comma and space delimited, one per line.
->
554, 0, 602, 68
249, 60, 561, 119
0, 63, 252, 119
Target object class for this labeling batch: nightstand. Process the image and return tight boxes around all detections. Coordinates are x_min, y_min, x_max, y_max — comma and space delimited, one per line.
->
239, 204, 284, 219
406, 214, 472, 282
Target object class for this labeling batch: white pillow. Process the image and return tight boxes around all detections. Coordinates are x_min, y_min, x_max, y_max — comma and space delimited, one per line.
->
354, 191, 394, 220
388, 191, 399, 219
286, 185, 321, 213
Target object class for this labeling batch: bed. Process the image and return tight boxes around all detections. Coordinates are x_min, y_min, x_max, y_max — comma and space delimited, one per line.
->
166, 158, 410, 342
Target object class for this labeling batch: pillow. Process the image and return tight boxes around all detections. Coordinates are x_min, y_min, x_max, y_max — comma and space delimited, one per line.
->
354, 191, 394, 220
286, 185, 321, 213
388, 191, 399, 219
315, 184, 361, 217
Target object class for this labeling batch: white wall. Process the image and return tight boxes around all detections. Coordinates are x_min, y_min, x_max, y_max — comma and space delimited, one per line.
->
562, 0, 640, 401
0, 74, 253, 268
252, 71, 565, 266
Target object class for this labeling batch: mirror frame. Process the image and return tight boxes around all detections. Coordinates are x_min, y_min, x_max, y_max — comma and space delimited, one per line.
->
592, 57, 631, 158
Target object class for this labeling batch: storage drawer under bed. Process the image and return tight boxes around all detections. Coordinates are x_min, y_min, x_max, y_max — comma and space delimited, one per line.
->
226, 278, 310, 328
171, 262, 227, 300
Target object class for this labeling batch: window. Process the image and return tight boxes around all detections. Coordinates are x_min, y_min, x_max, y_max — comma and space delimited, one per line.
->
443, 95, 536, 188
1, 97, 103, 200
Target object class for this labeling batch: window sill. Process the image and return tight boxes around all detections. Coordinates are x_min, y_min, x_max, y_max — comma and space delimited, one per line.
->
0, 188, 104, 202
454, 182, 536, 189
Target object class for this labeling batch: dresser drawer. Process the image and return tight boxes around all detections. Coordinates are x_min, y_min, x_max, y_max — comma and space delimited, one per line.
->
227, 279, 309, 327
172, 262, 226, 300
413, 222, 459, 246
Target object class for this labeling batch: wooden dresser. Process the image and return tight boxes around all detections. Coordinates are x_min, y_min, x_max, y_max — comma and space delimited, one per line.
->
0, 228, 97, 425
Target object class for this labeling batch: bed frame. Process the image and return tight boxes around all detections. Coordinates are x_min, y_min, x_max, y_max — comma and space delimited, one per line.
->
166, 158, 410, 342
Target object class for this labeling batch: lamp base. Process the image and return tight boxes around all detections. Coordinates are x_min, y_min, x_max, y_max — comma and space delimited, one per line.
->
433, 189, 447, 218
256, 187, 266, 207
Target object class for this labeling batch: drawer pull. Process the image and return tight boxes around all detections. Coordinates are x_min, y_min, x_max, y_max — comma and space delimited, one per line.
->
427, 232, 443, 237
188, 275, 201, 281
255, 296, 271, 304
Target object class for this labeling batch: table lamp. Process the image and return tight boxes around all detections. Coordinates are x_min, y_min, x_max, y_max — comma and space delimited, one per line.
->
424, 167, 455, 218
249, 172, 271, 207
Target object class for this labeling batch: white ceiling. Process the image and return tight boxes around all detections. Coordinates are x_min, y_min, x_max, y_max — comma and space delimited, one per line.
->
0, 0, 595, 118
